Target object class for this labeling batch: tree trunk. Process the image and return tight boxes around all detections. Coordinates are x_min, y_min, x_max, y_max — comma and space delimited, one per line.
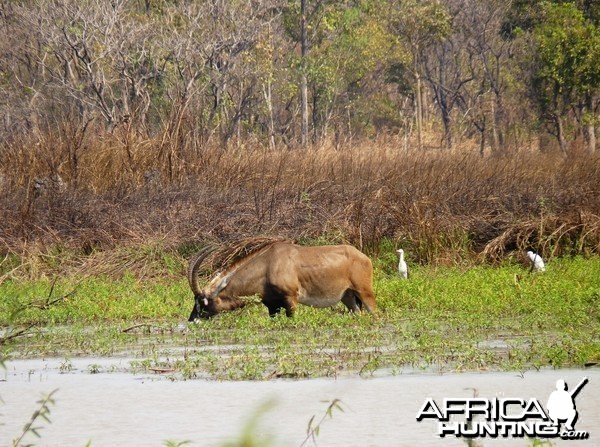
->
490, 95, 499, 152
300, 0, 309, 148
312, 84, 319, 143
479, 129, 486, 157
440, 95, 452, 150
414, 50, 423, 150
555, 114, 568, 156
586, 92, 596, 153
263, 80, 275, 150
588, 121, 597, 154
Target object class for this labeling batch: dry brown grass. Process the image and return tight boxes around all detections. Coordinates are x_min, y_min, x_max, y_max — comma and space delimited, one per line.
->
1, 126, 599, 276
481, 212, 600, 262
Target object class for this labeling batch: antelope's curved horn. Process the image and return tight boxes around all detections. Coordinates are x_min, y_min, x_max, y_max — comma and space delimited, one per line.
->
187, 245, 217, 295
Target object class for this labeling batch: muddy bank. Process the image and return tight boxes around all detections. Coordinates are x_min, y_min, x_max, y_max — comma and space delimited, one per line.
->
2, 359, 598, 446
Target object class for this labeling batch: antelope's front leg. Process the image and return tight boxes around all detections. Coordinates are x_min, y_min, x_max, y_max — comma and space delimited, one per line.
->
264, 285, 297, 317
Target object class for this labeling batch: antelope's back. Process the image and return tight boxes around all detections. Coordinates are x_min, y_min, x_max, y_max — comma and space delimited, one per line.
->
270, 243, 371, 284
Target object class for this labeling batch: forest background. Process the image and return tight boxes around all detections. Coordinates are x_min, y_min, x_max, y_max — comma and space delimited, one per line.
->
0, 0, 599, 276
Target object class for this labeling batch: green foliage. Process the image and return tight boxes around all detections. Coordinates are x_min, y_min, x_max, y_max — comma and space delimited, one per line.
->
390, 0, 452, 48
163, 441, 191, 447
532, 2, 600, 107
0, 0, 597, 149
219, 399, 276, 447
12, 389, 58, 447
515, 0, 600, 149
0, 275, 189, 325
2, 255, 598, 378
283, 0, 410, 135
300, 399, 344, 447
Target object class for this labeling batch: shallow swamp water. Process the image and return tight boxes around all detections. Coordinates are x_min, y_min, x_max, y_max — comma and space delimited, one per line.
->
2, 356, 598, 447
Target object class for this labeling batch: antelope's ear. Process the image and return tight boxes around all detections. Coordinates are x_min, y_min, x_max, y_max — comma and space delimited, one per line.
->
216, 275, 230, 293
209, 274, 231, 299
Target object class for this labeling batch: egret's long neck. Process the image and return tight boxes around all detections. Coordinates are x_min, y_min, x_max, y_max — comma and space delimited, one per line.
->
399, 252, 404, 263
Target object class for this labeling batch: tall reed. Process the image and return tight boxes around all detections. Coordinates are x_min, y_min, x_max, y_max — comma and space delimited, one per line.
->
1, 128, 598, 275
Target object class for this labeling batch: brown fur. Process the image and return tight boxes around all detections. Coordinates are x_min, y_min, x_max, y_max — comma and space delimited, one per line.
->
188, 241, 376, 320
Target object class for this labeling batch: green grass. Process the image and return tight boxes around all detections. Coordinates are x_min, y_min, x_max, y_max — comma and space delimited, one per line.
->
1, 256, 599, 379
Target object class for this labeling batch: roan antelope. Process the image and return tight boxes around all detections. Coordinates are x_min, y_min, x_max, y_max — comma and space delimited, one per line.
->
188, 241, 377, 320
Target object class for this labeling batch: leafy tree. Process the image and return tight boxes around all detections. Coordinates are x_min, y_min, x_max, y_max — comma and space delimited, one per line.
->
0, 0, 596, 154
284, 0, 406, 143
530, 2, 599, 154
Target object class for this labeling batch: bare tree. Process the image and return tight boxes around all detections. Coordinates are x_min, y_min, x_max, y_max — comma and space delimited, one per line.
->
458, 0, 515, 154
422, 38, 474, 149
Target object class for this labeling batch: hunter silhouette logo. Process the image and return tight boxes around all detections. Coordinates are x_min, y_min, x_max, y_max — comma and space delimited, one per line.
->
416, 377, 590, 440
547, 377, 588, 432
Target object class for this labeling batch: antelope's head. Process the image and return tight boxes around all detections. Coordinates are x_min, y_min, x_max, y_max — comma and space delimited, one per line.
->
189, 273, 232, 320
189, 291, 211, 320
187, 242, 266, 321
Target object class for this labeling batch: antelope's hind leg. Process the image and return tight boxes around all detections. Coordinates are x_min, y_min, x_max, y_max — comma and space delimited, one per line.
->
357, 288, 377, 314
341, 289, 362, 312
348, 287, 377, 314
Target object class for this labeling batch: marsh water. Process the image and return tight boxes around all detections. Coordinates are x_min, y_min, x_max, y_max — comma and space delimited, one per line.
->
2, 357, 598, 447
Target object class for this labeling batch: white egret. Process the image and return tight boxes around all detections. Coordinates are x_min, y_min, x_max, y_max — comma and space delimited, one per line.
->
527, 250, 546, 272
396, 249, 409, 279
